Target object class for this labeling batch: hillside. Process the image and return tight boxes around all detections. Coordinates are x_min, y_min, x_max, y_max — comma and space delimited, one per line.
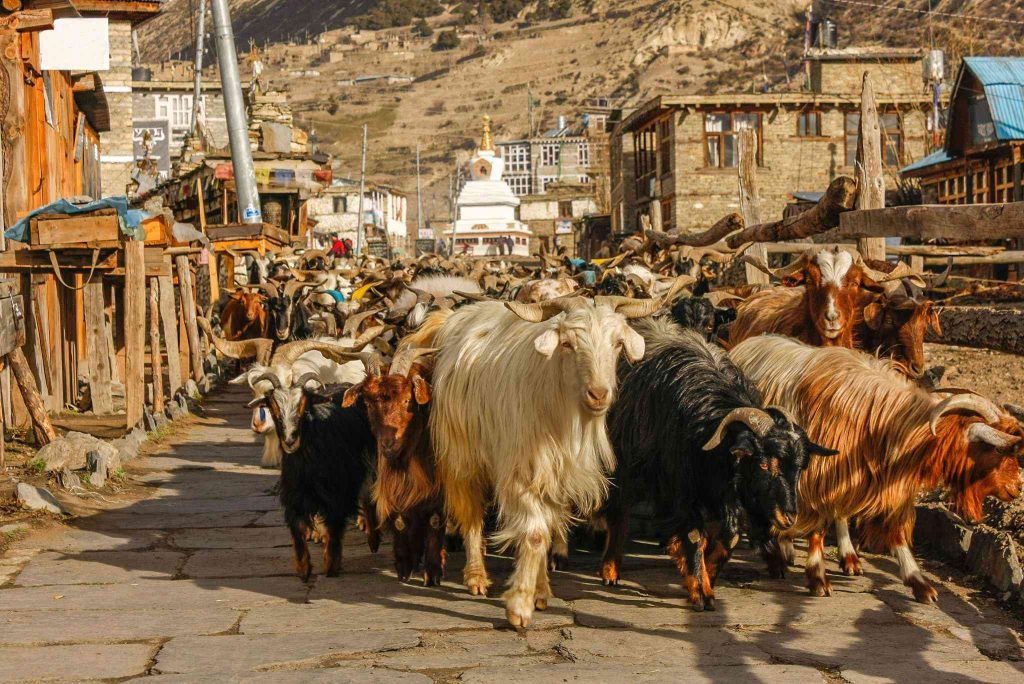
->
137, 0, 1024, 224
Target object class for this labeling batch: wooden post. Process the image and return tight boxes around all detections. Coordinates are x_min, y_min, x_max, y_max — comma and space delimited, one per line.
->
910, 255, 924, 274
124, 240, 146, 428
649, 198, 663, 232
148, 278, 165, 415
738, 128, 770, 284
156, 272, 183, 398
856, 73, 887, 261
6, 348, 56, 445
175, 254, 204, 382
83, 280, 114, 414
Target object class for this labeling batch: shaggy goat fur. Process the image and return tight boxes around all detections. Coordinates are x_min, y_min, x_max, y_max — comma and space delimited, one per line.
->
604, 319, 833, 609
426, 300, 645, 627
730, 335, 1024, 602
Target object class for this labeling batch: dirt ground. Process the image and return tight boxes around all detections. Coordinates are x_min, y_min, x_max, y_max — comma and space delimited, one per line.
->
924, 342, 1023, 408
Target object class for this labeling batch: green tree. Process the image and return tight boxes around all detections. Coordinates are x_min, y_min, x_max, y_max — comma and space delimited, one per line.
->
414, 18, 434, 37
434, 29, 462, 51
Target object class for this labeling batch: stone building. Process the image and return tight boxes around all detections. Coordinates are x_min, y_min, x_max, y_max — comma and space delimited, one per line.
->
614, 47, 938, 232
496, 114, 602, 197
132, 79, 228, 176
519, 182, 598, 257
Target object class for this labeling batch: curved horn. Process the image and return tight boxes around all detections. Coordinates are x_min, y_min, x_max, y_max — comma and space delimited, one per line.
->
350, 324, 388, 351
505, 295, 589, 323
342, 309, 381, 339
390, 347, 438, 378
258, 281, 280, 299
252, 371, 282, 390
856, 254, 927, 288
271, 340, 362, 366
197, 317, 273, 363
595, 296, 663, 319
453, 290, 490, 302
966, 423, 1022, 450
703, 407, 775, 451
1004, 403, 1024, 424
293, 371, 324, 390
929, 394, 1004, 435
284, 279, 319, 299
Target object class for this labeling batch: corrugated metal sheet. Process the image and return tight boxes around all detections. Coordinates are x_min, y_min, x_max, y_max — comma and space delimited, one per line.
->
900, 148, 953, 174
963, 57, 1024, 141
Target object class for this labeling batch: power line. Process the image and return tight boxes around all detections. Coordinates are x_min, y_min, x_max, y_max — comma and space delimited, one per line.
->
831, 0, 1024, 27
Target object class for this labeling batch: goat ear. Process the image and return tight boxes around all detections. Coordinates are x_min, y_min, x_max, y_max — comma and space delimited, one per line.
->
730, 446, 753, 460
622, 325, 645, 362
341, 385, 361, 408
534, 329, 560, 358
927, 305, 942, 336
807, 440, 840, 457
781, 272, 805, 287
863, 302, 885, 330
245, 396, 266, 409
412, 374, 431, 405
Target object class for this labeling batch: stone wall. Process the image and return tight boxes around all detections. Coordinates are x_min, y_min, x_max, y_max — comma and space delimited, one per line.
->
813, 60, 923, 97
666, 105, 931, 231
100, 19, 136, 197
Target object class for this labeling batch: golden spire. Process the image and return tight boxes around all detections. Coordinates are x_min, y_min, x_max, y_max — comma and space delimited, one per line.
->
480, 115, 493, 152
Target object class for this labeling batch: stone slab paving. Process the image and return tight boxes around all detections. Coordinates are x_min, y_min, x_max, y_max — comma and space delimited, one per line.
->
0, 384, 1021, 683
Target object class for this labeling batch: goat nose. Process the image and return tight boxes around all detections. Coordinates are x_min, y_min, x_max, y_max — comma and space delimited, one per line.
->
587, 386, 609, 404
826, 310, 840, 322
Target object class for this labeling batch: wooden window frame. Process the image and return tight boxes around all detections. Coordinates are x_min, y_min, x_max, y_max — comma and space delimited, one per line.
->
796, 109, 823, 138
702, 110, 762, 169
845, 111, 905, 168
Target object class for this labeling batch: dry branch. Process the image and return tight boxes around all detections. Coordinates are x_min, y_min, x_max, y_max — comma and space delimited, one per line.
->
645, 213, 744, 248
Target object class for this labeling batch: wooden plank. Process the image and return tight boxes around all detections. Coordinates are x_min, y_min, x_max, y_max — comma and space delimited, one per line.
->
5, 347, 56, 445
104, 311, 121, 385
148, 277, 164, 415
838, 203, 1024, 240
156, 274, 183, 398
82, 280, 113, 415
924, 251, 1024, 266
174, 255, 204, 383
29, 280, 54, 410
856, 73, 887, 261
761, 243, 1004, 257
29, 215, 120, 246
0, 248, 119, 272
737, 128, 769, 285
49, 413, 128, 439
123, 240, 145, 428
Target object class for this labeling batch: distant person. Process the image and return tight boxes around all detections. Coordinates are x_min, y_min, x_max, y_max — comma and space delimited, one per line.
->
328, 236, 347, 258
506, 236, 515, 255
437, 239, 448, 257
498, 238, 506, 256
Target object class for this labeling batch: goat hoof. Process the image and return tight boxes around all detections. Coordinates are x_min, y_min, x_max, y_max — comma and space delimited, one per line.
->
599, 560, 620, 586
841, 553, 864, 576
908, 576, 938, 604
549, 554, 569, 572
505, 606, 533, 629
691, 598, 705, 612
808, 577, 833, 597
534, 597, 548, 611
704, 596, 716, 611
466, 575, 490, 596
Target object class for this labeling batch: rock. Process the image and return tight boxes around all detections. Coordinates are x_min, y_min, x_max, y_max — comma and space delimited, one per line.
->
965, 527, 1024, 594
16, 483, 65, 515
154, 410, 170, 428
56, 468, 82, 491
109, 437, 139, 464
87, 450, 110, 487
34, 432, 120, 473
914, 504, 972, 561
184, 379, 201, 399
166, 402, 185, 421
0, 522, 30, 535
143, 408, 158, 432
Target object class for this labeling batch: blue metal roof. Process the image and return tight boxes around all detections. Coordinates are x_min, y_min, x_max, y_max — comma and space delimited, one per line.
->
900, 148, 954, 174
962, 57, 1024, 141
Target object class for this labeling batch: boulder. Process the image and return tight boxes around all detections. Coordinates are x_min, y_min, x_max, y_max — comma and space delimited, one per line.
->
35, 432, 120, 473
87, 450, 111, 487
16, 483, 65, 515
57, 467, 82, 491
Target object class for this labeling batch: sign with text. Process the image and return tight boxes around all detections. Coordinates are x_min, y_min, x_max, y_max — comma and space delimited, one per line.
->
133, 120, 172, 177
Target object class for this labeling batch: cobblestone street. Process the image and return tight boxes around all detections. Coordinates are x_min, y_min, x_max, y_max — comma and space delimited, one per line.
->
1, 386, 1022, 683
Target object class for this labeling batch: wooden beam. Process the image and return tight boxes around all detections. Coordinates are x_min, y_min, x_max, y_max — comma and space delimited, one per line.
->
924, 251, 1024, 266
737, 128, 769, 285
175, 255, 204, 383
838, 203, 1024, 240
761, 243, 1005, 257
726, 176, 859, 248
856, 73, 887, 261
148, 278, 164, 415
156, 273, 183, 398
123, 240, 145, 428
5, 348, 55, 445
82, 281, 113, 415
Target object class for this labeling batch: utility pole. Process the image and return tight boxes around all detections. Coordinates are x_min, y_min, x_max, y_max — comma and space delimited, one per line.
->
448, 168, 458, 253
416, 142, 424, 239
190, 0, 207, 135
211, 0, 261, 224
527, 84, 535, 137
356, 123, 368, 255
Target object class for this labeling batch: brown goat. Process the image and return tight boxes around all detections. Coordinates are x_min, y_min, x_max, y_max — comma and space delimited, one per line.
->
731, 336, 1023, 604
342, 348, 445, 585
221, 288, 269, 340
859, 293, 941, 378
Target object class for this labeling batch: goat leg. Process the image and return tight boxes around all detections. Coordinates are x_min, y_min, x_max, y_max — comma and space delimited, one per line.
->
805, 531, 833, 597
322, 519, 344, 577
668, 526, 712, 611
393, 522, 413, 582
836, 518, 864, 576
549, 526, 570, 572
358, 488, 381, 553
599, 505, 630, 587
287, 516, 312, 582
705, 532, 734, 587
423, 508, 447, 587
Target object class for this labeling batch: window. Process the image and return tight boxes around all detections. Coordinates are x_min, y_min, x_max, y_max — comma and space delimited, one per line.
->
538, 176, 558, 193
332, 196, 348, 213
633, 122, 658, 197
994, 160, 1015, 202
657, 117, 672, 175
503, 144, 531, 173
578, 142, 590, 167
797, 110, 822, 137
660, 196, 674, 231
558, 200, 573, 218
541, 144, 561, 167
704, 112, 761, 168
845, 112, 904, 167
588, 115, 607, 133
578, 174, 591, 184
506, 175, 532, 196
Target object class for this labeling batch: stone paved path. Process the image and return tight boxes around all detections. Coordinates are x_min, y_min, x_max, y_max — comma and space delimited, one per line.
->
1, 386, 1022, 682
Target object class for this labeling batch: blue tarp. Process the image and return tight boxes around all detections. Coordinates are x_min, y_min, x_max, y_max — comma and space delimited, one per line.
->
4, 197, 148, 243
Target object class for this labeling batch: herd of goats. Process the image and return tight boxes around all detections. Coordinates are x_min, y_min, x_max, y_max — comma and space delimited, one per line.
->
195, 242, 1024, 629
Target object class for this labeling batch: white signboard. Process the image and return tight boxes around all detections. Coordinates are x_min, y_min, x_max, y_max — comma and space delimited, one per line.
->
40, 19, 110, 72
418, 230, 434, 240
555, 219, 574, 235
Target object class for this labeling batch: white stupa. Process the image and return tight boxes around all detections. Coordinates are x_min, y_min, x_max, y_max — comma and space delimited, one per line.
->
446, 116, 532, 257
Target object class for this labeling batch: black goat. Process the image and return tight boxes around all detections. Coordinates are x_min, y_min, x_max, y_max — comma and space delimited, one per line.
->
267, 292, 313, 343
671, 297, 736, 344
601, 319, 836, 610
250, 375, 374, 581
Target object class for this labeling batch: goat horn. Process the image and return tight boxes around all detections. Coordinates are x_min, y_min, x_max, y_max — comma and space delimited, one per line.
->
252, 371, 282, 390
343, 309, 381, 340
595, 296, 663, 319
966, 423, 1022, 450
293, 372, 324, 390
505, 295, 589, 323
258, 281, 280, 299
703, 407, 774, 451
659, 275, 698, 304
766, 404, 799, 427
350, 324, 388, 351
197, 317, 273, 363
855, 254, 927, 288
929, 394, 1004, 435
1004, 403, 1024, 424
453, 290, 490, 302
740, 253, 809, 281
284, 279, 318, 299
390, 347, 438, 378
271, 340, 356, 367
